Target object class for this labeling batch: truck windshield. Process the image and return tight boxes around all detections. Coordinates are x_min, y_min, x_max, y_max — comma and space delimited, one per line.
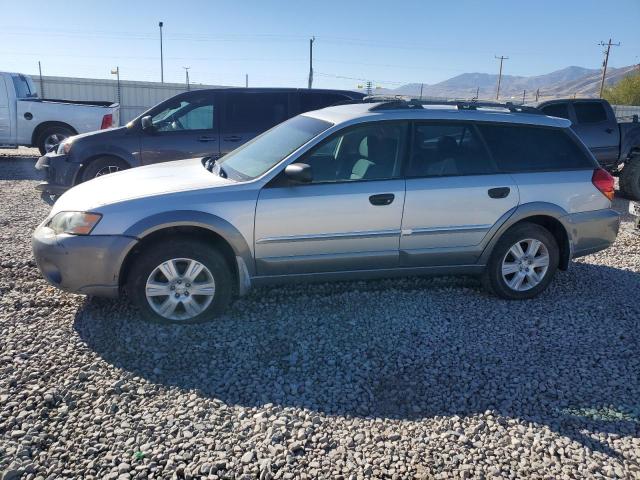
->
219, 115, 332, 180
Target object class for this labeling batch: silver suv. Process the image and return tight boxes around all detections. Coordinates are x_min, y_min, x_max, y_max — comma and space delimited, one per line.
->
32, 100, 621, 323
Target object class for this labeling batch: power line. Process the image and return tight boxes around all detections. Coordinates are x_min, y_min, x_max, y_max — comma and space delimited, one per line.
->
598, 38, 621, 98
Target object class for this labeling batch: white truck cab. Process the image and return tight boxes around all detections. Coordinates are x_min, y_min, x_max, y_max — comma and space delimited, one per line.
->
0, 72, 119, 154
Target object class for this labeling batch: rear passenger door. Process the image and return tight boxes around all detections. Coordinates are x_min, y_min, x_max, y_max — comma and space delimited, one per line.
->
570, 101, 618, 165
296, 92, 352, 114
220, 92, 289, 155
400, 122, 519, 267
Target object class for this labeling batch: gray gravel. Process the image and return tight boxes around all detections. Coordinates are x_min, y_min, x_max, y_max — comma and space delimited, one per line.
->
1, 148, 639, 479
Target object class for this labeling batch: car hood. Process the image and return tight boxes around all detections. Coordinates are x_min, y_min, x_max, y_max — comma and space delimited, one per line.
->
52, 158, 234, 213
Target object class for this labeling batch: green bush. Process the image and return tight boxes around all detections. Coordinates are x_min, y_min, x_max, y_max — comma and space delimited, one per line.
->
603, 70, 640, 106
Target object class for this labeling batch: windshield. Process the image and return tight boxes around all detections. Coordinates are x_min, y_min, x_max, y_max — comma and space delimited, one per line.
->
219, 115, 332, 180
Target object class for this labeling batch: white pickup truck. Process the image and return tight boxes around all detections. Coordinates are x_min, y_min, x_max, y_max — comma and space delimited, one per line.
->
0, 72, 119, 154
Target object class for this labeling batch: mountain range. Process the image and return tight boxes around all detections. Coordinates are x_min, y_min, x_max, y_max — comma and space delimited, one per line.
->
372, 65, 639, 101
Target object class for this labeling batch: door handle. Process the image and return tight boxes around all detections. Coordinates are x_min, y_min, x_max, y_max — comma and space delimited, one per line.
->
605, 128, 614, 134
369, 193, 395, 206
488, 187, 510, 199
223, 135, 242, 142
198, 135, 217, 142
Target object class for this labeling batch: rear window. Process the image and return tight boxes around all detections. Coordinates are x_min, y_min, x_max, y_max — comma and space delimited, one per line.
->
540, 103, 570, 120
224, 92, 289, 133
299, 92, 349, 112
477, 124, 594, 172
574, 102, 608, 124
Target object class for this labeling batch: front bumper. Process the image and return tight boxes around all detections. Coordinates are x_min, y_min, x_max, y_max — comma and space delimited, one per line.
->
35, 153, 81, 194
565, 208, 621, 258
32, 226, 138, 297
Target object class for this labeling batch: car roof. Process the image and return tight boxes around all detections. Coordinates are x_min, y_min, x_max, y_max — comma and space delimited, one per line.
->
182, 87, 364, 97
303, 102, 572, 128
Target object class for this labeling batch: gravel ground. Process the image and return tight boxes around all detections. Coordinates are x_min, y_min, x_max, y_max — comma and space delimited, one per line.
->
1, 148, 639, 479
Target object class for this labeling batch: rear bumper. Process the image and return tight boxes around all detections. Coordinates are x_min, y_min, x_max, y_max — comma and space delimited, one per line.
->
32, 226, 138, 297
35, 153, 80, 194
565, 208, 621, 258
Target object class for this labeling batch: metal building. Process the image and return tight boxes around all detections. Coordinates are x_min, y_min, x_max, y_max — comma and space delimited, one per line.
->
36, 75, 227, 123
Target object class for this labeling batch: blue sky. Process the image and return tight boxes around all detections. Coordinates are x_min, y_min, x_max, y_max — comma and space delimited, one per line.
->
1, 0, 639, 89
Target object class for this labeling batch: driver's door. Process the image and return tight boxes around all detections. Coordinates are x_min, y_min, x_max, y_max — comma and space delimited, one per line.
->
254, 121, 408, 276
141, 91, 220, 164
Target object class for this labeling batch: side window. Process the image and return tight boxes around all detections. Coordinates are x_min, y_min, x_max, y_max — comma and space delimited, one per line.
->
224, 93, 289, 133
408, 123, 494, 177
301, 122, 407, 183
152, 95, 215, 132
541, 103, 570, 120
11, 74, 33, 99
299, 93, 348, 113
574, 102, 608, 124
477, 124, 594, 172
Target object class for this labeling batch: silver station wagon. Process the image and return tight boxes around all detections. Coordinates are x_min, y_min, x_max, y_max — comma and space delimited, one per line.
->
32, 100, 621, 323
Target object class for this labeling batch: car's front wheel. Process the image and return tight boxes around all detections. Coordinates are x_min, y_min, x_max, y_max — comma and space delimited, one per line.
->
483, 223, 559, 300
127, 240, 234, 324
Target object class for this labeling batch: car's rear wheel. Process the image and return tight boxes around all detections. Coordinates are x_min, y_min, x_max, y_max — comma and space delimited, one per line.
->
127, 241, 234, 324
81, 157, 129, 183
619, 155, 640, 200
483, 223, 559, 300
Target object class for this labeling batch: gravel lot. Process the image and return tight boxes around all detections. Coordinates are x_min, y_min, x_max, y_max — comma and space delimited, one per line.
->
1, 148, 639, 479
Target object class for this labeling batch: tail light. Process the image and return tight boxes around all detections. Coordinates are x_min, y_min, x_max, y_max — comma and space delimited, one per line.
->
592, 168, 615, 201
100, 113, 113, 129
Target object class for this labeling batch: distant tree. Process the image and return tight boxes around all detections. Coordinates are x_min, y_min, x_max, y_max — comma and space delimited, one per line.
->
603, 70, 640, 106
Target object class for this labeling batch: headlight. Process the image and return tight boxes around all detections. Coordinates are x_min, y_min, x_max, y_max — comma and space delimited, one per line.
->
57, 138, 74, 155
48, 212, 102, 235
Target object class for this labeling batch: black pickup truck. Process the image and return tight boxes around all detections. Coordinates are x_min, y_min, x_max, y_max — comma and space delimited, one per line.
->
538, 98, 640, 200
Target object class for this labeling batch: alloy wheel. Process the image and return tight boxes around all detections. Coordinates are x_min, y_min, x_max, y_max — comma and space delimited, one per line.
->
145, 258, 216, 321
501, 238, 550, 292
44, 133, 67, 153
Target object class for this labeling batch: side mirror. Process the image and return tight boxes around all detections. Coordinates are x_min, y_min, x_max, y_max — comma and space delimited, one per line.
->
284, 163, 312, 184
140, 115, 154, 131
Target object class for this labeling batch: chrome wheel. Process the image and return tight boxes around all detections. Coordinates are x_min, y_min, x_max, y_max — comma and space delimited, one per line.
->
44, 133, 67, 153
501, 238, 550, 292
94, 165, 122, 177
145, 258, 216, 321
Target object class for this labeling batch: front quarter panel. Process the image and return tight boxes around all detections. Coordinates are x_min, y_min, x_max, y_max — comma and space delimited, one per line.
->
89, 184, 259, 273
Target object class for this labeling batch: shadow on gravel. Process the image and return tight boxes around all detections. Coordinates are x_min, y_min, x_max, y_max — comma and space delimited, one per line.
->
74, 263, 640, 457
0, 156, 43, 181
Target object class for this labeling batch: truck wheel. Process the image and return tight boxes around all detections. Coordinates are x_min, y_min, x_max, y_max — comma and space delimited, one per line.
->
37, 125, 75, 155
127, 240, 234, 324
80, 157, 129, 182
619, 155, 640, 200
482, 223, 559, 300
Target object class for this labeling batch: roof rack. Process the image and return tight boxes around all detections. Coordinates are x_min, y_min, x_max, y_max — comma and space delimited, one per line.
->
366, 98, 544, 115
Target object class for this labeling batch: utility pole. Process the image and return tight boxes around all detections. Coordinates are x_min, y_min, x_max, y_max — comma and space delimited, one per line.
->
474, 86, 479, 101
522, 89, 526, 105
110, 67, 121, 104
308, 36, 315, 89
183, 67, 190, 90
245, 74, 248, 88
38, 61, 45, 99
535, 88, 540, 102
159, 21, 164, 83
419, 83, 424, 100
598, 38, 620, 98
494, 55, 509, 100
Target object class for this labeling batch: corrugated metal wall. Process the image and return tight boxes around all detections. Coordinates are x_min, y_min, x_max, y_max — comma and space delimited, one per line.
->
612, 105, 640, 122
36, 75, 227, 124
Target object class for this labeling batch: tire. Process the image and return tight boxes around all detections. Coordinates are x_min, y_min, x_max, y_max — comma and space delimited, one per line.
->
80, 157, 129, 183
127, 240, 234, 324
619, 155, 640, 200
482, 223, 559, 300
36, 125, 75, 155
